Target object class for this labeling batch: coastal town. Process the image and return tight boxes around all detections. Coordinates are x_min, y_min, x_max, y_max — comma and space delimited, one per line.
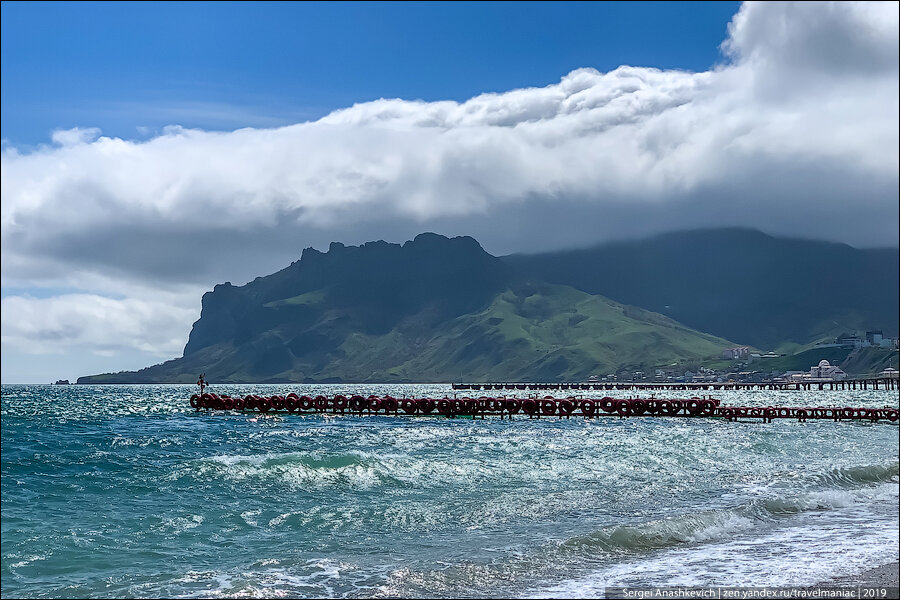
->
597, 330, 899, 385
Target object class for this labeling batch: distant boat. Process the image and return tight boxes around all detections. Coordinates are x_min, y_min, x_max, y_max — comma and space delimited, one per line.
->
54, 379, 71, 385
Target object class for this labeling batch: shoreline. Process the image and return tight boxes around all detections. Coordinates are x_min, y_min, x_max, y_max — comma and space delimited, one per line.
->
819, 561, 900, 589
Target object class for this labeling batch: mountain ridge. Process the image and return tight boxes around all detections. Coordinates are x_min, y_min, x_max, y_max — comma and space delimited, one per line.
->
78, 232, 736, 383
79, 229, 898, 384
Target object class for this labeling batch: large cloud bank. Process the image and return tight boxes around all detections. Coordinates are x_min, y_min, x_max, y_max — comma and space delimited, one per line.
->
2, 1, 898, 377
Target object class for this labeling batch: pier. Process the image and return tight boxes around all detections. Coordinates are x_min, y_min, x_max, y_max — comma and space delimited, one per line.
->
190, 393, 899, 424
451, 377, 898, 392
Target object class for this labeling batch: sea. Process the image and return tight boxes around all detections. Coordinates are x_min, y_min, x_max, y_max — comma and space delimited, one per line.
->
2, 384, 898, 598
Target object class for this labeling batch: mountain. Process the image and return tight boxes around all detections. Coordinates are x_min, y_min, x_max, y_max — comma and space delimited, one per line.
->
78, 233, 733, 384
505, 228, 899, 350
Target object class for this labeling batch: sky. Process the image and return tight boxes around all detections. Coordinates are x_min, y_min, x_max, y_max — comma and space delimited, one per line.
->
1, 1, 898, 383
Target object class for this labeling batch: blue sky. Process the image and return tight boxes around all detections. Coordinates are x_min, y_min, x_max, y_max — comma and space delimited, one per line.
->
1, 1, 897, 383
2, 1, 740, 146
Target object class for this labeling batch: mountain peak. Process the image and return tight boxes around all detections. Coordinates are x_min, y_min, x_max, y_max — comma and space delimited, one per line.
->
406, 232, 483, 250
298, 233, 487, 263
182, 232, 519, 357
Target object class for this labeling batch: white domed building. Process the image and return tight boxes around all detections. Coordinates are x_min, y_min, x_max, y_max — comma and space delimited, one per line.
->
809, 359, 847, 380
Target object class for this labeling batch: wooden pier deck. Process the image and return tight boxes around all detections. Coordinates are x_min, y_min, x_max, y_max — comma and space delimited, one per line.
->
451, 377, 898, 392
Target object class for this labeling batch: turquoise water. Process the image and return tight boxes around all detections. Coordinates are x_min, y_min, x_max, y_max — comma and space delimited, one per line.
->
2, 384, 898, 598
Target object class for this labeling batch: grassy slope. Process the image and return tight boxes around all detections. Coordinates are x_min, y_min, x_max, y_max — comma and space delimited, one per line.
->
839, 347, 899, 376
306, 283, 732, 382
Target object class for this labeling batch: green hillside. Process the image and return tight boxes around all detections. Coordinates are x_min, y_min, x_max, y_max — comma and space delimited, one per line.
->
330, 283, 731, 382
506, 228, 899, 350
838, 347, 899, 376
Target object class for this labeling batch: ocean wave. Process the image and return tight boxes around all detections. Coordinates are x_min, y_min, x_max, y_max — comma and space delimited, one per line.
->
558, 460, 899, 557
749, 460, 899, 516
529, 509, 900, 597
560, 510, 757, 555
814, 461, 900, 487
759, 489, 857, 514
182, 449, 531, 492
204, 451, 372, 471
185, 451, 393, 490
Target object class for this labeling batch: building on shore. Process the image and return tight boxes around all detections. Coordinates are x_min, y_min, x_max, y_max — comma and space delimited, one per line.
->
807, 359, 846, 381
836, 333, 864, 348
722, 346, 750, 360
780, 360, 848, 383
836, 330, 896, 349
809, 359, 847, 380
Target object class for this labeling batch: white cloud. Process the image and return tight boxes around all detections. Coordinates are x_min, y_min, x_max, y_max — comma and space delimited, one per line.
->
50, 126, 103, 147
1, 293, 197, 356
1, 1, 897, 378
723, 1, 898, 77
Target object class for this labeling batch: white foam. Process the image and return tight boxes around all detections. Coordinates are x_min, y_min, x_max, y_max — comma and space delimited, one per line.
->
268, 512, 293, 527
8, 554, 49, 568
527, 501, 899, 597
240, 509, 261, 527
171, 558, 354, 599
157, 514, 204, 535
